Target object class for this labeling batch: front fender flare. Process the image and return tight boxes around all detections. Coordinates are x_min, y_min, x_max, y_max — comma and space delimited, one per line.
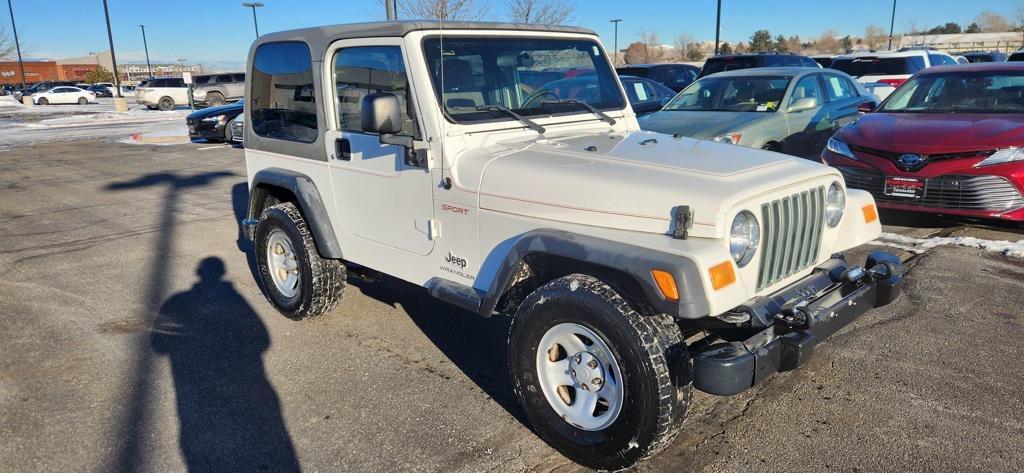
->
479, 229, 710, 319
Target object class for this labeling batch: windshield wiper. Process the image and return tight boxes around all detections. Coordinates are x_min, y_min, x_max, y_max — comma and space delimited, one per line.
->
541, 99, 617, 125
476, 105, 546, 134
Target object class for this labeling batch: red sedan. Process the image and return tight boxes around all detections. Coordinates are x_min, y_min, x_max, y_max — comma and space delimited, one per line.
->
822, 62, 1024, 223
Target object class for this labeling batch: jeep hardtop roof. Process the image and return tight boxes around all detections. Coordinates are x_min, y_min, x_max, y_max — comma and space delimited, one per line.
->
254, 21, 597, 58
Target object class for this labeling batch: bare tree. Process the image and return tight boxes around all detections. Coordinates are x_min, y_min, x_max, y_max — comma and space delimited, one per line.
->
974, 11, 1012, 32
506, 0, 574, 25
639, 30, 664, 63
904, 18, 921, 35
815, 29, 842, 54
673, 33, 694, 62
0, 22, 17, 61
395, 0, 488, 20
863, 25, 888, 50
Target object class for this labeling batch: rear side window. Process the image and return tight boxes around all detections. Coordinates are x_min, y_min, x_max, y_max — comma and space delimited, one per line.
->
193, 76, 211, 85
822, 74, 857, 101
1010, 52, 1024, 62
831, 57, 925, 76
251, 41, 319, 143
765, 56, 784, 67
233, 74, 246, 82
216, 74, 234, 83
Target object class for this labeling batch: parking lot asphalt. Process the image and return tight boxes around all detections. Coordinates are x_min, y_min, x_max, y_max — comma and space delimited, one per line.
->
1, 140, 1022, 472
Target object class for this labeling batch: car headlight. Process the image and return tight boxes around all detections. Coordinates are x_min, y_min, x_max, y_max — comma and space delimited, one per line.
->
712, 133, 742, 145
826, 137, 856, 160
825, 181, 845, 228
201, 115, 226, 124
975, 147, 1024, 168
730, 211, 760, 267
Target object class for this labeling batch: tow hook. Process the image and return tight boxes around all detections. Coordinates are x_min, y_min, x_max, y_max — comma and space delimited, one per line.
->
776, 299, 811, 328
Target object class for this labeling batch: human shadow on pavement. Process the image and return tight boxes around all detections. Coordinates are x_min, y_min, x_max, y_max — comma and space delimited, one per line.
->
347, 276, 529, 426
151, 257, 301, 472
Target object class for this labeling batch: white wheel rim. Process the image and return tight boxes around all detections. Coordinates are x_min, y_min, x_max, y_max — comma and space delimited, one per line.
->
535, 323, 624, 431
266, 229, 300, 298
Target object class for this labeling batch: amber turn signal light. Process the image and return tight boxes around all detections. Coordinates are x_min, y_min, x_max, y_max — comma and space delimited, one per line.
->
862, 204, 878, 223
709, 261, 736, 290
651, 269, 679, 301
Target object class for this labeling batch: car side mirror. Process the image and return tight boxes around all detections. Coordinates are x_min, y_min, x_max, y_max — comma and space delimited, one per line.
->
359, 92, 425, 167
787, 97, 818, 113
361, 93, 403, 135
857, 101, 876, 113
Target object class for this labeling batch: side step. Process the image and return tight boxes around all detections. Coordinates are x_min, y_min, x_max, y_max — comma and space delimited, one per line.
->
425, 277, 484, 314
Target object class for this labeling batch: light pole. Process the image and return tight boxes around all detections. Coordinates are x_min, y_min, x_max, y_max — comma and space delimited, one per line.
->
714, 0, 722, 55
101, 0, 122, 99
139, 25, 152, 79
887, 0, 897, 50
610, 19, 622, 66
242, 2, 264, 37
5, 0, 27, 94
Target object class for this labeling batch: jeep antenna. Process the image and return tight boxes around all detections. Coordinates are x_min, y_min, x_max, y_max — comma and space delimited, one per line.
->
436, 14, 451, 190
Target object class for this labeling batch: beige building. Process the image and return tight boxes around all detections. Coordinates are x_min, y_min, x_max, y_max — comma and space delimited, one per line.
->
56, 50, 200, 85
898, 32, 1023, 54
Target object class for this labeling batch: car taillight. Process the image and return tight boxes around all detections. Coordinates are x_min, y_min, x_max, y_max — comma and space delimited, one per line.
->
877, 78, 906, 88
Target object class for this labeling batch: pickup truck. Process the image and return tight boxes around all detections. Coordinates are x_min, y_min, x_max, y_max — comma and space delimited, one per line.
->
239, 21, 903, 470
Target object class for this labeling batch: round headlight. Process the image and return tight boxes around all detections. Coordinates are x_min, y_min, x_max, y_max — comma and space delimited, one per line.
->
826, 181, 845, 228
730, 211, 760, 267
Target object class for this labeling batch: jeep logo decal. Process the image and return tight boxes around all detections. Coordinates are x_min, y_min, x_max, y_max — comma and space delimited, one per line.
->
445, 252, 467, 269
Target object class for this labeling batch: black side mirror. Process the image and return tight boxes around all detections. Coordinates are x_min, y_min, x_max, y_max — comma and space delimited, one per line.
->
361, 93, 403, 135
359, 92, 424, 167
857, 101, 876, 113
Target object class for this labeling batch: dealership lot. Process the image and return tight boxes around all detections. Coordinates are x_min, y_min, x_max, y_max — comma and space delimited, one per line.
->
0, 136, 1022, 472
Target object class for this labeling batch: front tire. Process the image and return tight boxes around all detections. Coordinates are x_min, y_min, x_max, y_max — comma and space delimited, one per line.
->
254, 202, 346, 320
37, 97, 48, 105
509, 274, 690, 470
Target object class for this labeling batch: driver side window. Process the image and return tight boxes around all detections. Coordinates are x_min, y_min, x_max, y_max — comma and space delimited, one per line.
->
334, 46, 415, 136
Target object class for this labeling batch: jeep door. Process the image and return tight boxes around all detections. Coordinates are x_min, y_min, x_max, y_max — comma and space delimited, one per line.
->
324, 39, 435, 256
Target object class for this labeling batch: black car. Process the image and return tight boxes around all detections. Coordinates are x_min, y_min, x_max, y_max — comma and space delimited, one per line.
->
699, 53, 819, 77
618, 75, 676, 116
616, 63, 699, 92
186, 101, 244, 142
961, 51, 1008, 63
85, 85, 113, 97
0, 84, 14, 96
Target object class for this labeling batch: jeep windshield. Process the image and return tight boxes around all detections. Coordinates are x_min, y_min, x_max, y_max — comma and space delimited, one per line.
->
880, 70, 1024, 114
662, 76, 791, 113
422, 37, 625, 124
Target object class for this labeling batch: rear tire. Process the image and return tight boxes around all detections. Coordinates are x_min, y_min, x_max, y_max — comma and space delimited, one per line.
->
509, 274, 691, 471
255, 202, 346, 320
206, 92, 226, 107
77, 97, 88, 105
157, 96, 174, 111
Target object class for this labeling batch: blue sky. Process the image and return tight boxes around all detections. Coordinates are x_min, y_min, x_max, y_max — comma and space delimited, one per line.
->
4, 0, 1020, 64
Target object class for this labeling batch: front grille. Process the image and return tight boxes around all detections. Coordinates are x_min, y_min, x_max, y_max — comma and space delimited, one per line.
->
837, 166, 1024, 211
848, 144, 995, 171
756, 186, 826, 291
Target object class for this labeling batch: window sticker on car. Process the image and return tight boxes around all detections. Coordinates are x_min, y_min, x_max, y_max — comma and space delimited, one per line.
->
633, 83, 648, 101
756, 104, 768, 111
827, 77, 843, 97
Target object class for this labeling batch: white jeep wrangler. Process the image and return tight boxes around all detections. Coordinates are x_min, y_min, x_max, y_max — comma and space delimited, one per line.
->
241, 21, 903, 470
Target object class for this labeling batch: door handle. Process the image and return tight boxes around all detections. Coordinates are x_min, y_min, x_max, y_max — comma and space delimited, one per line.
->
335, 137, 351, 161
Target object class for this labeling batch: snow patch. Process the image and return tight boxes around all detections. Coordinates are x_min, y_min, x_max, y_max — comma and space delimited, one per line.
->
0, 96, 22, 107
872, 232, 1024, 258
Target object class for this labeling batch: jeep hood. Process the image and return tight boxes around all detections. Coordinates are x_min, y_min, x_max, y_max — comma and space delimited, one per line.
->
459, 130, 839, 239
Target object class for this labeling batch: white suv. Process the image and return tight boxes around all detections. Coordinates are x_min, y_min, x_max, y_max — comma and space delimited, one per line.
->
240, 21, 904, 470
135, 77, 189, 110
831, 50, 958, 99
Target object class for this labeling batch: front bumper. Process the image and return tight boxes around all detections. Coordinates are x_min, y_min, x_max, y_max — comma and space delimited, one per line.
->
692, 251, 903, 396
186, 119, 226, 140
